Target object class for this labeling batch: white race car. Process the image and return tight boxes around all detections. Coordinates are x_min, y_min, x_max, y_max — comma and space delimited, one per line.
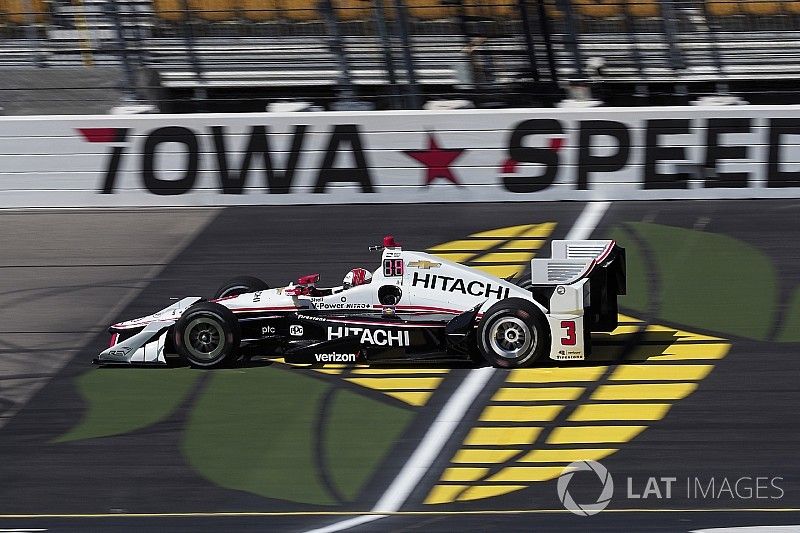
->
96, 236, 625, 369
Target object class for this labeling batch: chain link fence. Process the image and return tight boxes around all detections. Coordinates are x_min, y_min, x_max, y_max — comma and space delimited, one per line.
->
0, 0, 799, 113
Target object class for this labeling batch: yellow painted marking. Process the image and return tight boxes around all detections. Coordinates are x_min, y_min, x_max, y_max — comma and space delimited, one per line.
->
644, 325, 725, 342
547, 425, 647, 444
345, 377, 443, 390
428, 239, 502, 251
382, 391, 433, 406
424, 485, 469, 505
499, 239, 547, 251
351, 368, 448, 375
568, 403, 671, 421
520, 448, 618, 463
604, 325, 647, 335
675, 333, 727, 342
452, 449, 521, 463
431, 252, 476, 263
457, 485, 528, 501
464, 427, 542, 446
480, 405, 563, 422
508, 367, 608, 383
610, 364, 714, 381
471, 265, 527, 278
441, 467, 489, 482
518, 222, 557, 238
494, 386, 584, 402
486, 467, 564, 482
653, 343, 730, 361
470, 225, 535, 238
471, 252, 534, 263
618, 314, 644, 323
592, 383, 697, 401
642, 324, 676, 331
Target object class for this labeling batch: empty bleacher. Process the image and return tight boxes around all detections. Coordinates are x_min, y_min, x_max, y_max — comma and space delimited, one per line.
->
1, 0, 800, 107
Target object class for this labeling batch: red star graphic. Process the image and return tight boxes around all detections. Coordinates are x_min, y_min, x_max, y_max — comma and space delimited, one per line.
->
404, 133, 466, 186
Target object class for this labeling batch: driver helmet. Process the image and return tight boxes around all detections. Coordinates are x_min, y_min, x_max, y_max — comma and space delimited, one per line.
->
343, 268, 372, 289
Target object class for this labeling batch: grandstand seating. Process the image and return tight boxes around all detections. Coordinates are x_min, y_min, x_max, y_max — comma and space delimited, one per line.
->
192, 0, 237, 21
147, 0, 517, 22
240, 0, 280, 21
0, 0, 49, 24
152, 0, 188, 22
2, 0, 800, 105
117, 0, 800, 24
741, 0, 782, 15
573, 0, 622, 18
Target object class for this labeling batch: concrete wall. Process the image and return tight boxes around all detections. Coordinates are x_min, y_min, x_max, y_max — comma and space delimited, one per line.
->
2, 106, 800, 207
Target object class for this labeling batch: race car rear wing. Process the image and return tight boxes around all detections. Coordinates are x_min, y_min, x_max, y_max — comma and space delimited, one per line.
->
531, 240, 626, 332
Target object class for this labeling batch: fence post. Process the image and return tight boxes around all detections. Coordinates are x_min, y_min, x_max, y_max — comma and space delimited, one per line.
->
699, 0, 727, 94
106, 0, 140, 103
621, 0, 647, 97
392, 0, 421, 109
179, 0, 208, 106
659, 0, 686, 73
518, 0, 540, 83
23, 0, 46, 67
535, 0, 558, 84
373, 0, 402, 108
319, 0, 361, 106
555, 0, 585, 81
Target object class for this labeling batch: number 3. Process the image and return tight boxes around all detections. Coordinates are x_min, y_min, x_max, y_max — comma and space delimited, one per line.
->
561, 320, 576, 346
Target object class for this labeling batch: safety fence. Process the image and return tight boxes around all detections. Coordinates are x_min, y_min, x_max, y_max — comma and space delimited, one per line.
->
2, 1, 800, 111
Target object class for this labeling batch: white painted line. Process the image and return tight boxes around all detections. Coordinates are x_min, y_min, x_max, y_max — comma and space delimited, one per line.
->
304, 514, 383, 533
306, 201, 612, 533
372, 367, 495, 512
565, 201, 611, 241
306, 367, 496, 533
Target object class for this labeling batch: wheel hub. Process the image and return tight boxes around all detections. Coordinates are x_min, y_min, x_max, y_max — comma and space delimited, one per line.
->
488, 316, 536, 359
184, 317, 225, 361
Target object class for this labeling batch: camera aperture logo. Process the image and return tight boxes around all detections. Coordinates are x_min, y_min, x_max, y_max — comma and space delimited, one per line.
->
557, 460, 614, 516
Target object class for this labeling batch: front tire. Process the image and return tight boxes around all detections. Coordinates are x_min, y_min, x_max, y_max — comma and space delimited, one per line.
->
174, 302, 241, 368
214, 276, 270, 299
477, 298, 549, 368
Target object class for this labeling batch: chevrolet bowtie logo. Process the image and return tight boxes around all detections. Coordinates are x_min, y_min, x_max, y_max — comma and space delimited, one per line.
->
409, 260, 442, 269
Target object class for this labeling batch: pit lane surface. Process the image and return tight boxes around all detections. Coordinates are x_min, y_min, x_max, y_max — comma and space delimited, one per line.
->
0, 201, 798, 532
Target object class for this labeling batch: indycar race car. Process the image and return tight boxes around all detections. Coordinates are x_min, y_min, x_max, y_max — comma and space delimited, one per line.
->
96, 235, 625, 369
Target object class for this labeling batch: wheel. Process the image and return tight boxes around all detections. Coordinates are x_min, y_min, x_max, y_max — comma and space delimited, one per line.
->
477, 298, 549, 368
516, 278, 533, 290
214, 276, 270, 299
173, 302, 241, 368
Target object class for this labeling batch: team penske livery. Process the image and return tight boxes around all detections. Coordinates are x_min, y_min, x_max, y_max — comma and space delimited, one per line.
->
96, 235, 625, 369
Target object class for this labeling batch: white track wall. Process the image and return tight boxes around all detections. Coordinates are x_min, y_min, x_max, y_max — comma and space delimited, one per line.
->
3, 106, 800, 207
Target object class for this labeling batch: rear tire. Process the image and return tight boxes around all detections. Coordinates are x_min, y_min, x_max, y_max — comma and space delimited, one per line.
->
214, 276, 270, 299
477, 298, 549, 368
174, 302, 240, 368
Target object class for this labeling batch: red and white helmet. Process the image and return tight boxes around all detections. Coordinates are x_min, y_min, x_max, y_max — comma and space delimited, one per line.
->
343, 268, 372, 289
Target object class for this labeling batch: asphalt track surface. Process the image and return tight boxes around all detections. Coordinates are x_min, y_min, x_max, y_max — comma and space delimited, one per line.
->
0, 201, 799, 532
